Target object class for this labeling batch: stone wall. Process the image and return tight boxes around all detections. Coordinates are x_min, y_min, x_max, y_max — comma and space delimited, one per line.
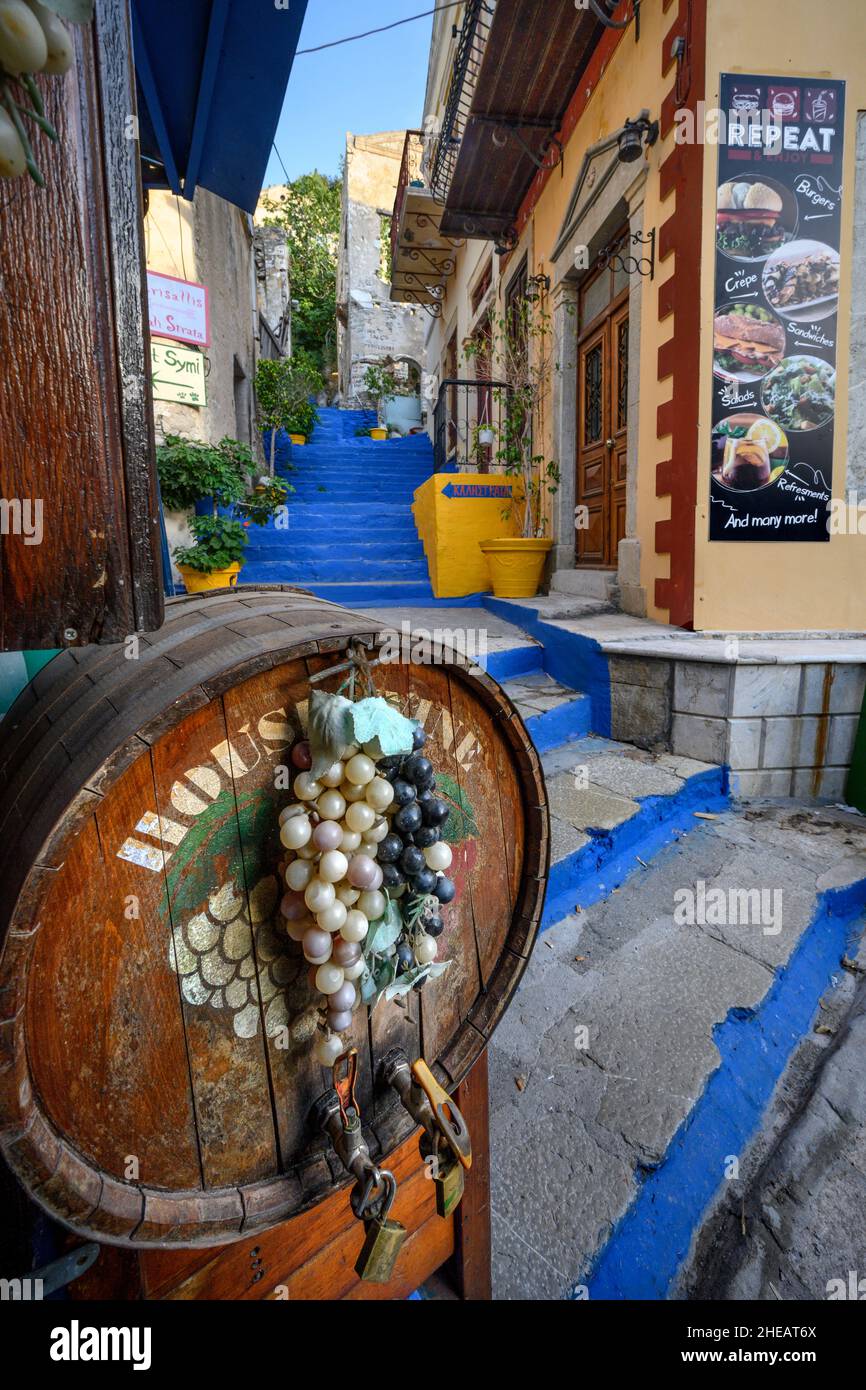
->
337, 132, 425, 405
609, 653, 866, 800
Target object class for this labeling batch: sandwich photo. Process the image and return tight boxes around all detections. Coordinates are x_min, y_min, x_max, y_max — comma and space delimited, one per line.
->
713, 303, 785, 381
716, 177, 794, 260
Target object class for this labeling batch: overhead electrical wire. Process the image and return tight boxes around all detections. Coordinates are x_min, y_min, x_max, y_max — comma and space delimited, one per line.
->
294, 1, 466, 56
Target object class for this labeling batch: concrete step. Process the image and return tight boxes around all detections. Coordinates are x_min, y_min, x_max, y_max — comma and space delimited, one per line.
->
502, 672, 592, 754
550, 567, 619, 601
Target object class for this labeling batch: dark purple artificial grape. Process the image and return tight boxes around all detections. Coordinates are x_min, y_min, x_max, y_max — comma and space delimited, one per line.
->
412, 868, 438, 895
378, 833, 403, 863
414, 824, 439, 849
400, 845, 426, 877
392, 778, 416, 806
434, 876, 456, 905
379, 757, 403, 782
381, 863, 404, 890
403, 755, 433, 787
394, 802, 422, 835
396, 941, 414, 973
411, 726, 427, 751
425, 915, 444, 938
422, 798, 449, 827
416, 787, 434, 805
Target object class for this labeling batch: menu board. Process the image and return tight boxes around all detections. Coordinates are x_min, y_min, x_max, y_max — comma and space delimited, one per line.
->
709, 74, 845, 542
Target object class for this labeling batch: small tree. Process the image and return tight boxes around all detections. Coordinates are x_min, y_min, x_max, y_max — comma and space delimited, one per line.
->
362, 359, 416, 425
255, 353, 324, 474
464, 298, 560, 539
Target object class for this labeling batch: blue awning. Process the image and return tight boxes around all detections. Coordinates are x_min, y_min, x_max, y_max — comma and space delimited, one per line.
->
132, 0, 307, 215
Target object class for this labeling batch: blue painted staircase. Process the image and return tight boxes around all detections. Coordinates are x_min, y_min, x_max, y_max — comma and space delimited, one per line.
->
242, 408, 437, 603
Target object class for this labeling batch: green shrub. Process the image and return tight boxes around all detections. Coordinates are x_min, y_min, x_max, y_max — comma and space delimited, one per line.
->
173, 515, 248, 574
157, 436, 253, 512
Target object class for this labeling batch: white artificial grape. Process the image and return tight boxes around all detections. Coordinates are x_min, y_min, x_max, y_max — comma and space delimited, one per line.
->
365, 777, 395, 812
285, 858, 315, 891
357, 889, 386, 921
340, 910, 369, 944
345, 753, 376, 786
294, 772, 324, 801
345, 801, 375, 834
317, 900, 348, 934
424, 841, 453, 872
304, 877, 336, 913
318, 849, 349, 884
317, 789, 347, 821
315, 1033, 344, 1066
319, 760, 345, 788
280, 815, 312, 850
335, 882, 361, 907
415, 934, 438, 965
315, 962, 345, 995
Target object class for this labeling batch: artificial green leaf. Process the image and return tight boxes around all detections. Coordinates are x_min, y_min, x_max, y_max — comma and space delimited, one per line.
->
351, 696, 415, 760
383, 959, 451, 1001
364, 899, 403, 957
308, 689, 354, 778
39, 0, 94, 22
436, 772, 479, 843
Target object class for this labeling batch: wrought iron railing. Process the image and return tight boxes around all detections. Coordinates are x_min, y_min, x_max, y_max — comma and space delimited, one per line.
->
429, 0, 495, 205
391, 130, 426, 268
433, 377, 513, 472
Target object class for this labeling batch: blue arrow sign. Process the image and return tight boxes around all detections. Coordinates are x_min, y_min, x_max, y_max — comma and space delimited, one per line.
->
442, 482, 512, 500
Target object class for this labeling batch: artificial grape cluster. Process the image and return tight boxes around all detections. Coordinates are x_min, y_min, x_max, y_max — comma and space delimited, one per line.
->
0, 2, 78, 184
278, 725, 456, 1068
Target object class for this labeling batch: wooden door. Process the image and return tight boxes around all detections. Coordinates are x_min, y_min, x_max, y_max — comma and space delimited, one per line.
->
575, 290, 629, 568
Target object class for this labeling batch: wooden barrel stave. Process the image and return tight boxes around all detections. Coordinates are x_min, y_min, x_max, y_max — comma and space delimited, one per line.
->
0, 589, 547, 1247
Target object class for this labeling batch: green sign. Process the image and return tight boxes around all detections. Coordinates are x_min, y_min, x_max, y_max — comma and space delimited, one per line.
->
151, 341, 207, 406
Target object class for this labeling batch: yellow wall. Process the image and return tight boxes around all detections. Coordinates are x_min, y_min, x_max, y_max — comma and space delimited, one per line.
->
695, 0, 865, 632
513, 0, 675, 618
413, 473, 518, 596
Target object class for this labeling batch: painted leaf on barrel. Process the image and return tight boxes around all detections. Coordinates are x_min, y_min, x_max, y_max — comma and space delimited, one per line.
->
436, 772, 479, 843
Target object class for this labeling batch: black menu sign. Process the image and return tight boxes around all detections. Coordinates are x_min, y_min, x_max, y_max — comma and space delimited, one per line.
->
709, 74, 845, 542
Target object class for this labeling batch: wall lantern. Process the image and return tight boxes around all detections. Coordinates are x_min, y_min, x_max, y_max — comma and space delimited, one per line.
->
617, 115, 659, 164
525, 274, 551, 301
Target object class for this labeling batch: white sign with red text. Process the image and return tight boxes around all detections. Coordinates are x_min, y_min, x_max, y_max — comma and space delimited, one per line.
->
147, 270, 211, 347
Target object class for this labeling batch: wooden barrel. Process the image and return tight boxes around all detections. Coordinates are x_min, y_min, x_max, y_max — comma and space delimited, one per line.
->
0, 588, 547, 1249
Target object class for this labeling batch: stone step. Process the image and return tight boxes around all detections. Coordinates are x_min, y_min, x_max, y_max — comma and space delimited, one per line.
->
240, 558, 430, 583
243, 540, 425, 562
501, 672, 592, 754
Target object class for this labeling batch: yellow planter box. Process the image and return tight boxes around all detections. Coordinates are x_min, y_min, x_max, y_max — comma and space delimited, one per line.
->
412, 473, 519, 597
289, 433, 306, 446
178, 562, 241, 593
369, 427, 388, 440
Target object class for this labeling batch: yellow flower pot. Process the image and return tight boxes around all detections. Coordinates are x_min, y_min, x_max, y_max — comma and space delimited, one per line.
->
178, 562, 242, 593
369, 427, 388, 440
289, 433, 306, 446
479, 537, 553, 599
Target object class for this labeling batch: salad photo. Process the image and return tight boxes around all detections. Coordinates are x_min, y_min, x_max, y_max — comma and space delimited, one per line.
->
712, 413, 789, 492
716, 176, 797, 261
713, 303, 785, 382
760, 355, 836, 432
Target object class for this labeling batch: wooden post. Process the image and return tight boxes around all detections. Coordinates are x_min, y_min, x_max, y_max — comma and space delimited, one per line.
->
447, 1050, 492, 1300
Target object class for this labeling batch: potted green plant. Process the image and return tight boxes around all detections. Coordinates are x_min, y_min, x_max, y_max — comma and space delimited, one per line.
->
255, 352, 323, 470
464, 299, 561, 598
172, 514, 248, 593
361, 360, 420, 437
157, 434, 289, 591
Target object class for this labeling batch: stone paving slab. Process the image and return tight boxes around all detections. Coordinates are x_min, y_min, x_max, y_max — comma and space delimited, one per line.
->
359, 605, 538, 653
546, 776, 639, 833
489, 803, 866, 1300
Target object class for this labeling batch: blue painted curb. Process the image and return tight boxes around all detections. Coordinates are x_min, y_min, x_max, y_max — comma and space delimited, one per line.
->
482, 596, 612, 736
524, 696, 592, 753
482, 646, 544, 681
543, 767, 731, 930
582, 875, 866, 1301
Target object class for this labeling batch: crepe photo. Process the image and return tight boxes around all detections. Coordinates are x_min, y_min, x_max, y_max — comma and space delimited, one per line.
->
716, 176, 797, 261
713, 303, 785, 382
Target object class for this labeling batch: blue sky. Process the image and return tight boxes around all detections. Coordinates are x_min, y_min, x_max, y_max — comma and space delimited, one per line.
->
264, 2, 436, 185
